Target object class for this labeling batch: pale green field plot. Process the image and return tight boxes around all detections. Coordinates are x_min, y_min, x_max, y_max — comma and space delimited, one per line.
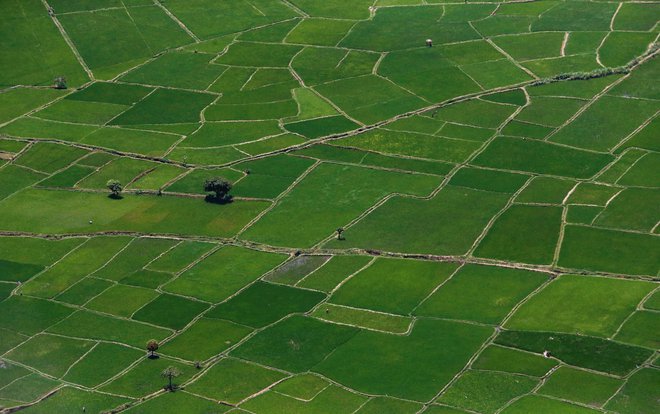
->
1, 0, 88, 87
330, 258, 457, 315
242, 163, 441, 247
437, 370, 537, 414
164, 246, 286, 303
186, 358, 286, 404
538, 366, 623, 408
416, 264, 548, 324
326, 185, 510, 255
506, 275, 654, 337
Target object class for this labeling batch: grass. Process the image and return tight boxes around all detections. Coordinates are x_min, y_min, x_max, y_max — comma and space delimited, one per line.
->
47, 309, 171, 348
120, 52, 224, 90
474, 205, 562, 265
110, 89, 215, 125
473, 345, 557, 377
35, 99, 128, 125
315, 319, 493, 401
100, 357, 193, 398
501, 395, 600, 414
594, 188, 660, 232
183, 121, 282, 148
232, 315, 359, 372
326, 185, 510, 255
311, 304, 412, 334
0, 190, 270, 237
6, 334, 94, 377
132, 294, 209, 330
449, 167, 528, 194
146, 241, 215, 273
1, 0, 88, 87
337, 128, 482, 163
207, 282, 325, 328
613, 311, 660, 349
473, 136, 614, 178
123, 391, 229, 413
20, 236, 131, 298
164, 246, 286, 303
161, 318, 252, 361
314, 75, 427, 124
286, 19, 354, 47
241, 384, 368, 413
506, 275, 654, 337
273, 373, 328, 400
558, 226, 660, 276
330, 258, 458, 315
0, 88, 64, 124
416, 264, 548, 324
265, 255, 331, 285
605, 369, 660, 414
0, 296, 73, 335
437, 370, 537, 414
55, 277, 113, 305
186, 358, 286, 404
59, 6, 191, 79
93, 237, 177, 281
537, 366, 622, 408
298, 255, 373, 292
242, 163, 440, 247
233, 154, 315, 199
549, 96, 658, 152
63, 343, 143, 387
495, 330, 653, 376
0, 374, 59, 404
2, 1, 659, 410
0, 166, 46, 201
85, 284, 159, 317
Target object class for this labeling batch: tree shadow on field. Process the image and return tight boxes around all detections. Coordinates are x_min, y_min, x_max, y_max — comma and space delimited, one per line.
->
108, 194, 123, 200
204, 194, 233, 205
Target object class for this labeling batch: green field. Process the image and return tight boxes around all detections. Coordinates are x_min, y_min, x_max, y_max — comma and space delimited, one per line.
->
0, 0, 658, 412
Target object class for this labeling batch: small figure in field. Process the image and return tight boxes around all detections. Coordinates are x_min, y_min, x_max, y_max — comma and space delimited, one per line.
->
426, 39, 433, 47
336, 227, 345, 240
53, 76, 67, 89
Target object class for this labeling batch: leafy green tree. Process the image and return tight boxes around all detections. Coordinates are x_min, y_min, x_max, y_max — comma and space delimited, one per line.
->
161, 366, 181, 391
106, 179, 123, 198
203, 177, 233, 203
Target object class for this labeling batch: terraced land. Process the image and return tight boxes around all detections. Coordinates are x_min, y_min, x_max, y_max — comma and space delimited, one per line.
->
0, 0, 658, 413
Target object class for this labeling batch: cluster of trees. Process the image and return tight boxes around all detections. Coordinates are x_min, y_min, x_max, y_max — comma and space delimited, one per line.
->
146, 340, 181, 391
203, 177, 232, 203
104, 176, 234, 204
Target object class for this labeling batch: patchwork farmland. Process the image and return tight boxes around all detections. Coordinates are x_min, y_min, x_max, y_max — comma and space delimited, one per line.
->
0, 0, 658, 412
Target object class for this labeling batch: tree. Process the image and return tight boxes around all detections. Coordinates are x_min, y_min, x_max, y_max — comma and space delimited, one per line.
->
54, 76, 67, 89
336, 227, 344, 240
106, 179, 123, 199
146, 339, 159, 358
161, 366, 181, 391
203, 177, 233, 203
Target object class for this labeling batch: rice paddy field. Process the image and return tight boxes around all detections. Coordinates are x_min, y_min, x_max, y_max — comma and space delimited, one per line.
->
0, 0, 658, 413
